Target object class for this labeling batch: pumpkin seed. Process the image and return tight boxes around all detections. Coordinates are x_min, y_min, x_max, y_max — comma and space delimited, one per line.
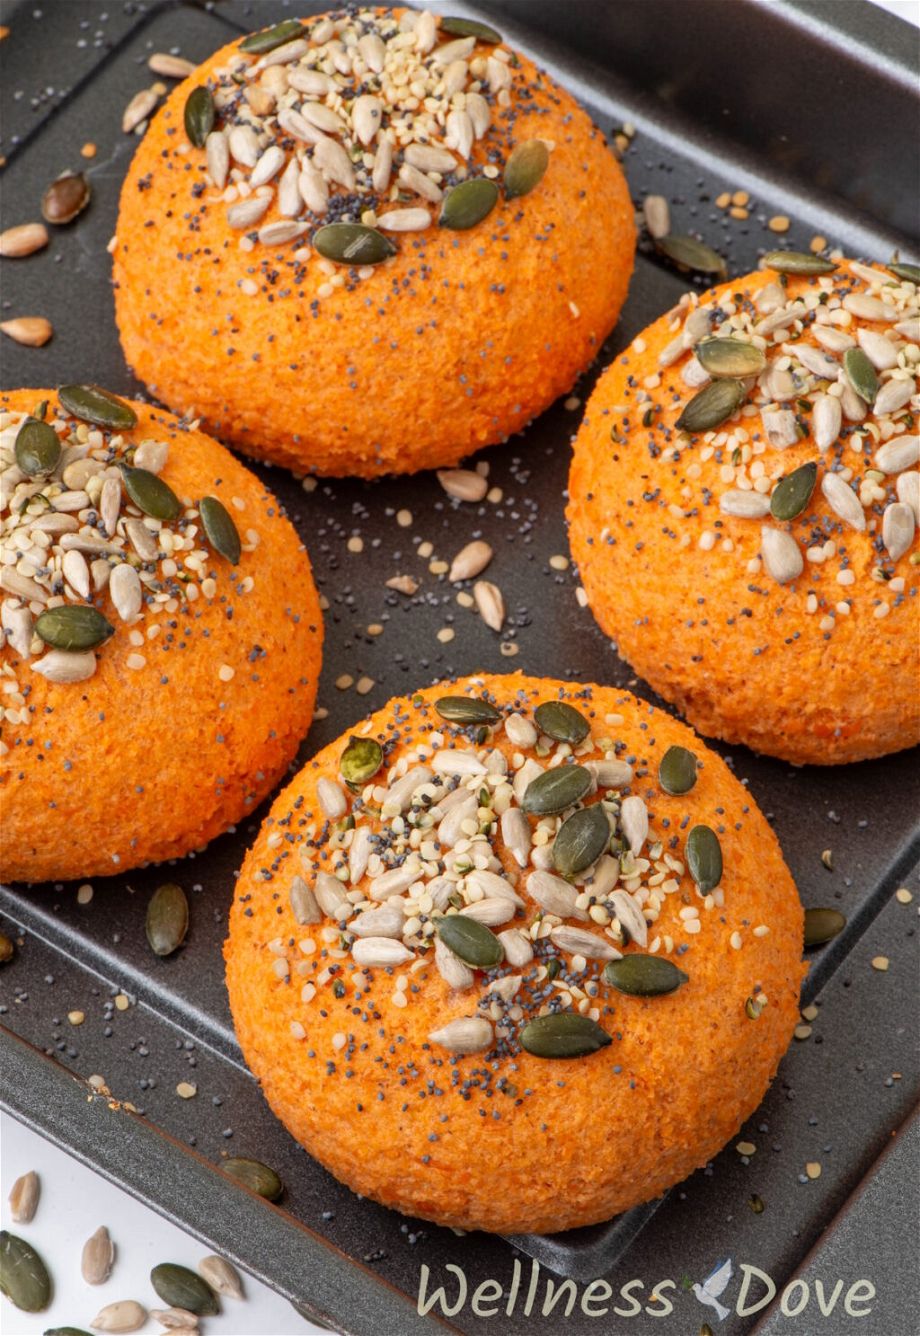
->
746, 996, 763, 1019
0, 930, 13, 963
41, 172, 90, 225
340, 736, 383, 784
803, 906, 846, 948
534, 699, 590, 743
121, 465, 181, 521
519, 1012, 612, 1059
0, 1231, 51, 1312
553, 805, 610, 877
312, 223, 396, 265
434, 695, 501, 726
43, 1328, 94, 1335
58, 384, 137, 430
842, 347, 879, 403
199, 495, 241, 563
35, 605, 113, 652
240, 19, 305, 53
658, 744, 698, 795
150, 1264, 219, 1317
145, 882, 189, 957
655, 234, 726, 277
435, 914, 504, 968
15, 418, 61, 476
221, 1156, 284, 1201
886, 260, 920, 283
695, 337, 766, 378
439, 178, 499, 230
602, 954, 688, 996
762, 250, 837, 275
676, 378, 746, 433
504, 140, 549, 200
184, 86, 214, 148
770, 460, 818, 521
685, 824, 723, 892
440, 16, 502, 42
522, 764, 592, 815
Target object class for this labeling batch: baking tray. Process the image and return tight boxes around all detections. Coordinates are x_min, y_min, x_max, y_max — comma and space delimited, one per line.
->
1, 1, 918, 1333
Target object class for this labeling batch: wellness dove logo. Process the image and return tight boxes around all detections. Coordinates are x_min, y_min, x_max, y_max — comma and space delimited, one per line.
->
692, 1257, 734, 1323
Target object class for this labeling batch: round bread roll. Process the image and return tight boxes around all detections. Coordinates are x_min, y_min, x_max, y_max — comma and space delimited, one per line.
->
113, 9, 635, 478
569, 257, 920, 765
226, 672, 803, 1234
0, 388, 322, 883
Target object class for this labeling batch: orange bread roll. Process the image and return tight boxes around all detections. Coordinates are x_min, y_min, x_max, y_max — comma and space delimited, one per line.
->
226, 673, 803, 1234
569, 257, 920, 765
113, 9, 635, 478
0, 387, 322, 882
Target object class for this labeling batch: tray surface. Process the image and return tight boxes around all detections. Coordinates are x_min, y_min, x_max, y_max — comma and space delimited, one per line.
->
1, 2, 919, 1334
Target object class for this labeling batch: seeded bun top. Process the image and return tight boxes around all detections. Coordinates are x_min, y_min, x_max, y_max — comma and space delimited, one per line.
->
0, 388, 323, 883
568, 257, 920, 766
113, 8, 635, 477
225, 672, 803, 1234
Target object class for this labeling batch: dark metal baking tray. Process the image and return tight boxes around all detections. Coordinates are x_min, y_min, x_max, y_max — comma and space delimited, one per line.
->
1, 1, 918, 1333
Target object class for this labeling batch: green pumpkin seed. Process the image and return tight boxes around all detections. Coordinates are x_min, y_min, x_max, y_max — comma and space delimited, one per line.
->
0, 1231, 52, 1313
658, 745, 698, 795
58, 384, 137, 430
240, 19, 306, 53
150, 1263, 219, 1316
504, 140, 549, 200
553, 804, 610, 877
312, 223, 396, 266
842, 347, 879, 403
655, 234, 727, 278
519, 1012, 612, 1058
435, 914, 504, 968
803, 906, 846, 948
146, 882, 189, 957
886, 260, 920, 283
602, 954, 688, 996
685, 824, 723, 893
340, 736, 383, 785
32, 399, 48, 421
121, 465, 181, 520
522, 764, 592, 815
434, 695, 501, 726
534, 700, 590, 744
15, 418, 61, 476
222, 1156, 284, 1200
199, 495, 241, 564
770, 460, 818, 521
439, 178, 499, 231
43, 1329, 94, 1335
0, 930, 14, 963
184, 85, 214, 148
701, 1325, 715, 1336
35, 605, 113, 652
762, 250, 837, 276
676, 379, 746, 433
440, 16, 502, 42
695, 337, 766, 378
41, 172, 90, 226
745, 996, 763, 1019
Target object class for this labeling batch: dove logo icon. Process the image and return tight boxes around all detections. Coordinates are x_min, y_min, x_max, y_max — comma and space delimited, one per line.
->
693, 1258, 734, 1323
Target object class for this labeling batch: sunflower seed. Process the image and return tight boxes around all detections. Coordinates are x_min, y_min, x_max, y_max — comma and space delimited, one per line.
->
42, 172, 90, 225
384, 764, 435, 812
771, 461, 818, 521
314, 138, 357, 191
526, 869, 589, 921
352, 937, 415, 967
397, 162, 441, 204
221, 1157, 283, 1200
812, 393, 842, 450
124, 517, 158, 561
437, 793, 477, 847
812, 325, 855, 354
585, 759, 634, 789
676, 378, 746, 432
550, 925, 620, 960
248, 144, 285, 188
8, 1172, 39, 1224
761, 408, 800, 449
429, 1017, 493, 1054
844, 347, 881, 402
89, 1300, 147, 1332
696, 338, 766, 378
821, 472, 866, 531
856, 332, 899, 377
754, 301, 807, 337
842, 292, 897, 322
656, 234, 726, 277
274, 158, 300, 216
59, 384, 137, 429
896, 471, 920, 522
435, 914, 504, 967
609, 890, 649, 947
553, 805, 610, 876
470, 578, 504, 631
760, 524, 803, 583
372, 138, 393, 193
148, 53, 195, 78
434, 936, 474, 989
874, 377, 914, 417
2, 605, 33, 658
793, 343, 839, 379
81, 1226, 114, 1285
439, 177, 499, 230
298, 162, 329, 214
602, 954, 688, 996
519, 1012, 611, 1058
503, 712, 537, 748
460, 897, 517, 926
316, 777, 347, 819
803, 906, 846, 948
357, 31, 386, 71
377, 207, 431, 233
500, 806, 532, 868
31, 648, 96, 682
642, 194, 670, 240
496, 928, 533, 968
535, 700, 590, 743
0, 222, 49, 257
313, 222, 395, 265
240, 19, 305, 54
444, 107, 474, 159
1, 316, 53, 346
289, 875, 320, 925
619, 795, 648, 854
882, 501, 915, 561
436, 468, 488, 501
686, 824, 723, 892
874, 434, 919, 473
762, 250, 836, 275
448, 539, 492, 582
402, 144, 455, 175
15, 417, 60, 475
350, 904, 405, 939
465, 91, 490, 139
432, 749, 487, 778
123, 87, 159, 133
314, 869, 353, 917
149, 1307, 199, 1329
522, 764, 592, 815
658, 744, 698, 795
720, 489, 770, 518
226, 196, 270, 229
35, 605, 113, 651
108, 562, 142, 622
197, 1255, 243, 1301
150, 1264, 219, 1317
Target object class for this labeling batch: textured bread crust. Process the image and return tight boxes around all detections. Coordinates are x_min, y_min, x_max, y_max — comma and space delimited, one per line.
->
568, 263, 920, 766
1, 391, 323, 883
225, 672, 803, 1234
112, 14, 635, 478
